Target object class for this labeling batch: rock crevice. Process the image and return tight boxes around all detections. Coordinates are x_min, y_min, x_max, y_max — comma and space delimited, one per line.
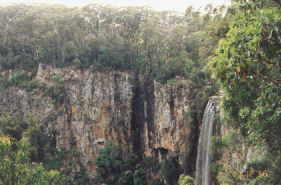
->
0, 64, 205, 176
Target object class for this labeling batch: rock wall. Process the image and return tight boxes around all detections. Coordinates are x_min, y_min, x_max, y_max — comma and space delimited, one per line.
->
0, 64, 205, 176
210, 101, 267, 184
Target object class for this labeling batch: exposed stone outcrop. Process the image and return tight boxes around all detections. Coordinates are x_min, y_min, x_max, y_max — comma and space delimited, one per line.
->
0, 64, 205, 176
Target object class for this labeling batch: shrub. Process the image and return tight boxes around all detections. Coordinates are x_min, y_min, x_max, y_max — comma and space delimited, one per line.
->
160, 157, 182, 185
0, 137, 67, 185
178, 175, 194, 185
95, 143, 160, 185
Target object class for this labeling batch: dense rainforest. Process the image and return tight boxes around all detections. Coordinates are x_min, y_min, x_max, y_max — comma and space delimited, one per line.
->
0, 0, 281, 185
0, 3, 225, 83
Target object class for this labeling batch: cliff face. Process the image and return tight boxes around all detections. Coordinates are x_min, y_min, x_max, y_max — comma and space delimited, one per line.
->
0, 64, 204, 176
211, 103, 266, 184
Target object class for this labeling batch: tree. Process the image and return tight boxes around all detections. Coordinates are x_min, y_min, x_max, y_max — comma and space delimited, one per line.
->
209, 1, 281, 183
0, 136, 66, 185
95, 143, 159, 185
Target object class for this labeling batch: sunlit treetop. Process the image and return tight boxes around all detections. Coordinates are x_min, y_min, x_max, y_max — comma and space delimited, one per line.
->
0, 0, 230, 12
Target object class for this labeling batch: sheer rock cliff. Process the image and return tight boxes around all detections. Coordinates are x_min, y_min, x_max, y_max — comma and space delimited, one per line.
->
0, 64, 205, 176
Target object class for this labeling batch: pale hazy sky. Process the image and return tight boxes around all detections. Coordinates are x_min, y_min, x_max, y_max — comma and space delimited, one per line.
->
0, 0, 230, 11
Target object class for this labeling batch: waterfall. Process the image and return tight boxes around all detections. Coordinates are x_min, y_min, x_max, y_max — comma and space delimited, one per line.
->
195, 98, 216, 185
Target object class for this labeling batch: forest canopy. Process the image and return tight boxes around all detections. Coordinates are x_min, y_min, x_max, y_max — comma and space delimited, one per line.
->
209, 0, 281, 184
0, 4, 226, 185
0, 4, 225, 83
3, 1, 281, 185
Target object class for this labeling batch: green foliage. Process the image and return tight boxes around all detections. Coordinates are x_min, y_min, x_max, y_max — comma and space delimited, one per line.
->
211, 6, 281, 147
95, 143, 180, 185
95, 143, 150, 185
0, 113, 28, 140
27, 122, 63, 169
221, 131, 241, 147
0, 113, 64, 168
210, 5, 281, 149
177, 175, 194, 185
160, 157, 182, 185
0, 136, 67, 185
64, 167, 92, 185
0, 4, 224, 87
42, 75, 66, 105
0, 70, 31, 89
0, 112, 91, 185
210, 1, 281, 183
0, 3, 234, 185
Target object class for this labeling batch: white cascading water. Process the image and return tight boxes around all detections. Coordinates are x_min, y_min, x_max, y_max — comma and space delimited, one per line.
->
195, 98, 216, 185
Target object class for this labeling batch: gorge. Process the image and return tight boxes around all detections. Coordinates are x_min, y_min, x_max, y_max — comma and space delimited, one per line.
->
0, 64, 206, 179
1, 1, 281, 185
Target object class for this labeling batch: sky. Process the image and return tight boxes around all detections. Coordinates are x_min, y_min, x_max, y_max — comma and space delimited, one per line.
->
0, 0, 230, 12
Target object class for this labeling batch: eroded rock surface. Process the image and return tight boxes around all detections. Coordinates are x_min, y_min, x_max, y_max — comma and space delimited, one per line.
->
0, 64, 205, 176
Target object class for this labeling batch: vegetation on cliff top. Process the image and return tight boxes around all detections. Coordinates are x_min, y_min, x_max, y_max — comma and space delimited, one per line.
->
0, 4, 225, 84
2, 0, 281, 184
0, 4, 224, 185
